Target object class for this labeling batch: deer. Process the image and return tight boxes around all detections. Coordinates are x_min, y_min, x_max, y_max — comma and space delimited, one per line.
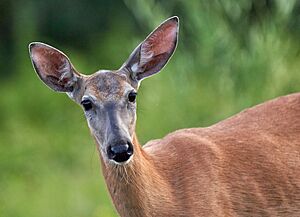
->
28, 16, 300, 217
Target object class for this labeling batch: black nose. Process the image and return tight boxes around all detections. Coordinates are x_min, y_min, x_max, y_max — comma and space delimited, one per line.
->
107, 142, 133, 163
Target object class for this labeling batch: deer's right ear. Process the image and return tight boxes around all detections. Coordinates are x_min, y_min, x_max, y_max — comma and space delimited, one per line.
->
120, 16, 179, 85
29, 42, 81, 93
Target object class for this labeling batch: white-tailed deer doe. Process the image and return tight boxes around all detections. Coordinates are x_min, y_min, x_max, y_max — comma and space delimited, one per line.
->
29, 16, 300, 217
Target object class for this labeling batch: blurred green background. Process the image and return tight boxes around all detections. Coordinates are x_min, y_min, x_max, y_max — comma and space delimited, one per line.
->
0, 0, 299, 216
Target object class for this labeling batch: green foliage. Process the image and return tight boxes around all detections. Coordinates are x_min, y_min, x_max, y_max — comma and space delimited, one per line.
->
0, 0, 299, 216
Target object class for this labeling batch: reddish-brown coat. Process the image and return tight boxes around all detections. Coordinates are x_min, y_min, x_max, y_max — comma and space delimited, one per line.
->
29, 17, 299, 217
100, 93, 300, 217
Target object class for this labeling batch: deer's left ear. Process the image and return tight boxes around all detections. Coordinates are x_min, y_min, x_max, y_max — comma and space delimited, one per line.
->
29, 42, 81, 93
121, 16, 179, 83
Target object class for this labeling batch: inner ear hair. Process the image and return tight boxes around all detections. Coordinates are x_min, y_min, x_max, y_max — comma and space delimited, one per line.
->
29, 42, 81, 93
120, 16, 179, 83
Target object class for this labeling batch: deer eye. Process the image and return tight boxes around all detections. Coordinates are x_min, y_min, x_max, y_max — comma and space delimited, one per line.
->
128, 91, 137, 103
81, 99, 93, 111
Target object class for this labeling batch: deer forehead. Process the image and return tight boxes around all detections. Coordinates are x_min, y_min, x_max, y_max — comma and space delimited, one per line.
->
83, 70, 131, 101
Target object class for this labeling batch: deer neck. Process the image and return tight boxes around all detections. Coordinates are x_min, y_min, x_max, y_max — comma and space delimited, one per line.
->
99, 133, 176, 217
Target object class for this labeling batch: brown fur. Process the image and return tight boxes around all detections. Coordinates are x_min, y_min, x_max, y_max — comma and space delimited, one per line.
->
100, 93, 300, 217
84, 71, 128, 100
29, 17, 300, 217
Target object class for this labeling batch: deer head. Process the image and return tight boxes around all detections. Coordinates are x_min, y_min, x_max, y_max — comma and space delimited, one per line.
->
29, 17, 179, 165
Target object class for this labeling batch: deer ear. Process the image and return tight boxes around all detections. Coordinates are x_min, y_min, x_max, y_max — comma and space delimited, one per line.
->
29, 42, 80, 92
121, 16, 179, 82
